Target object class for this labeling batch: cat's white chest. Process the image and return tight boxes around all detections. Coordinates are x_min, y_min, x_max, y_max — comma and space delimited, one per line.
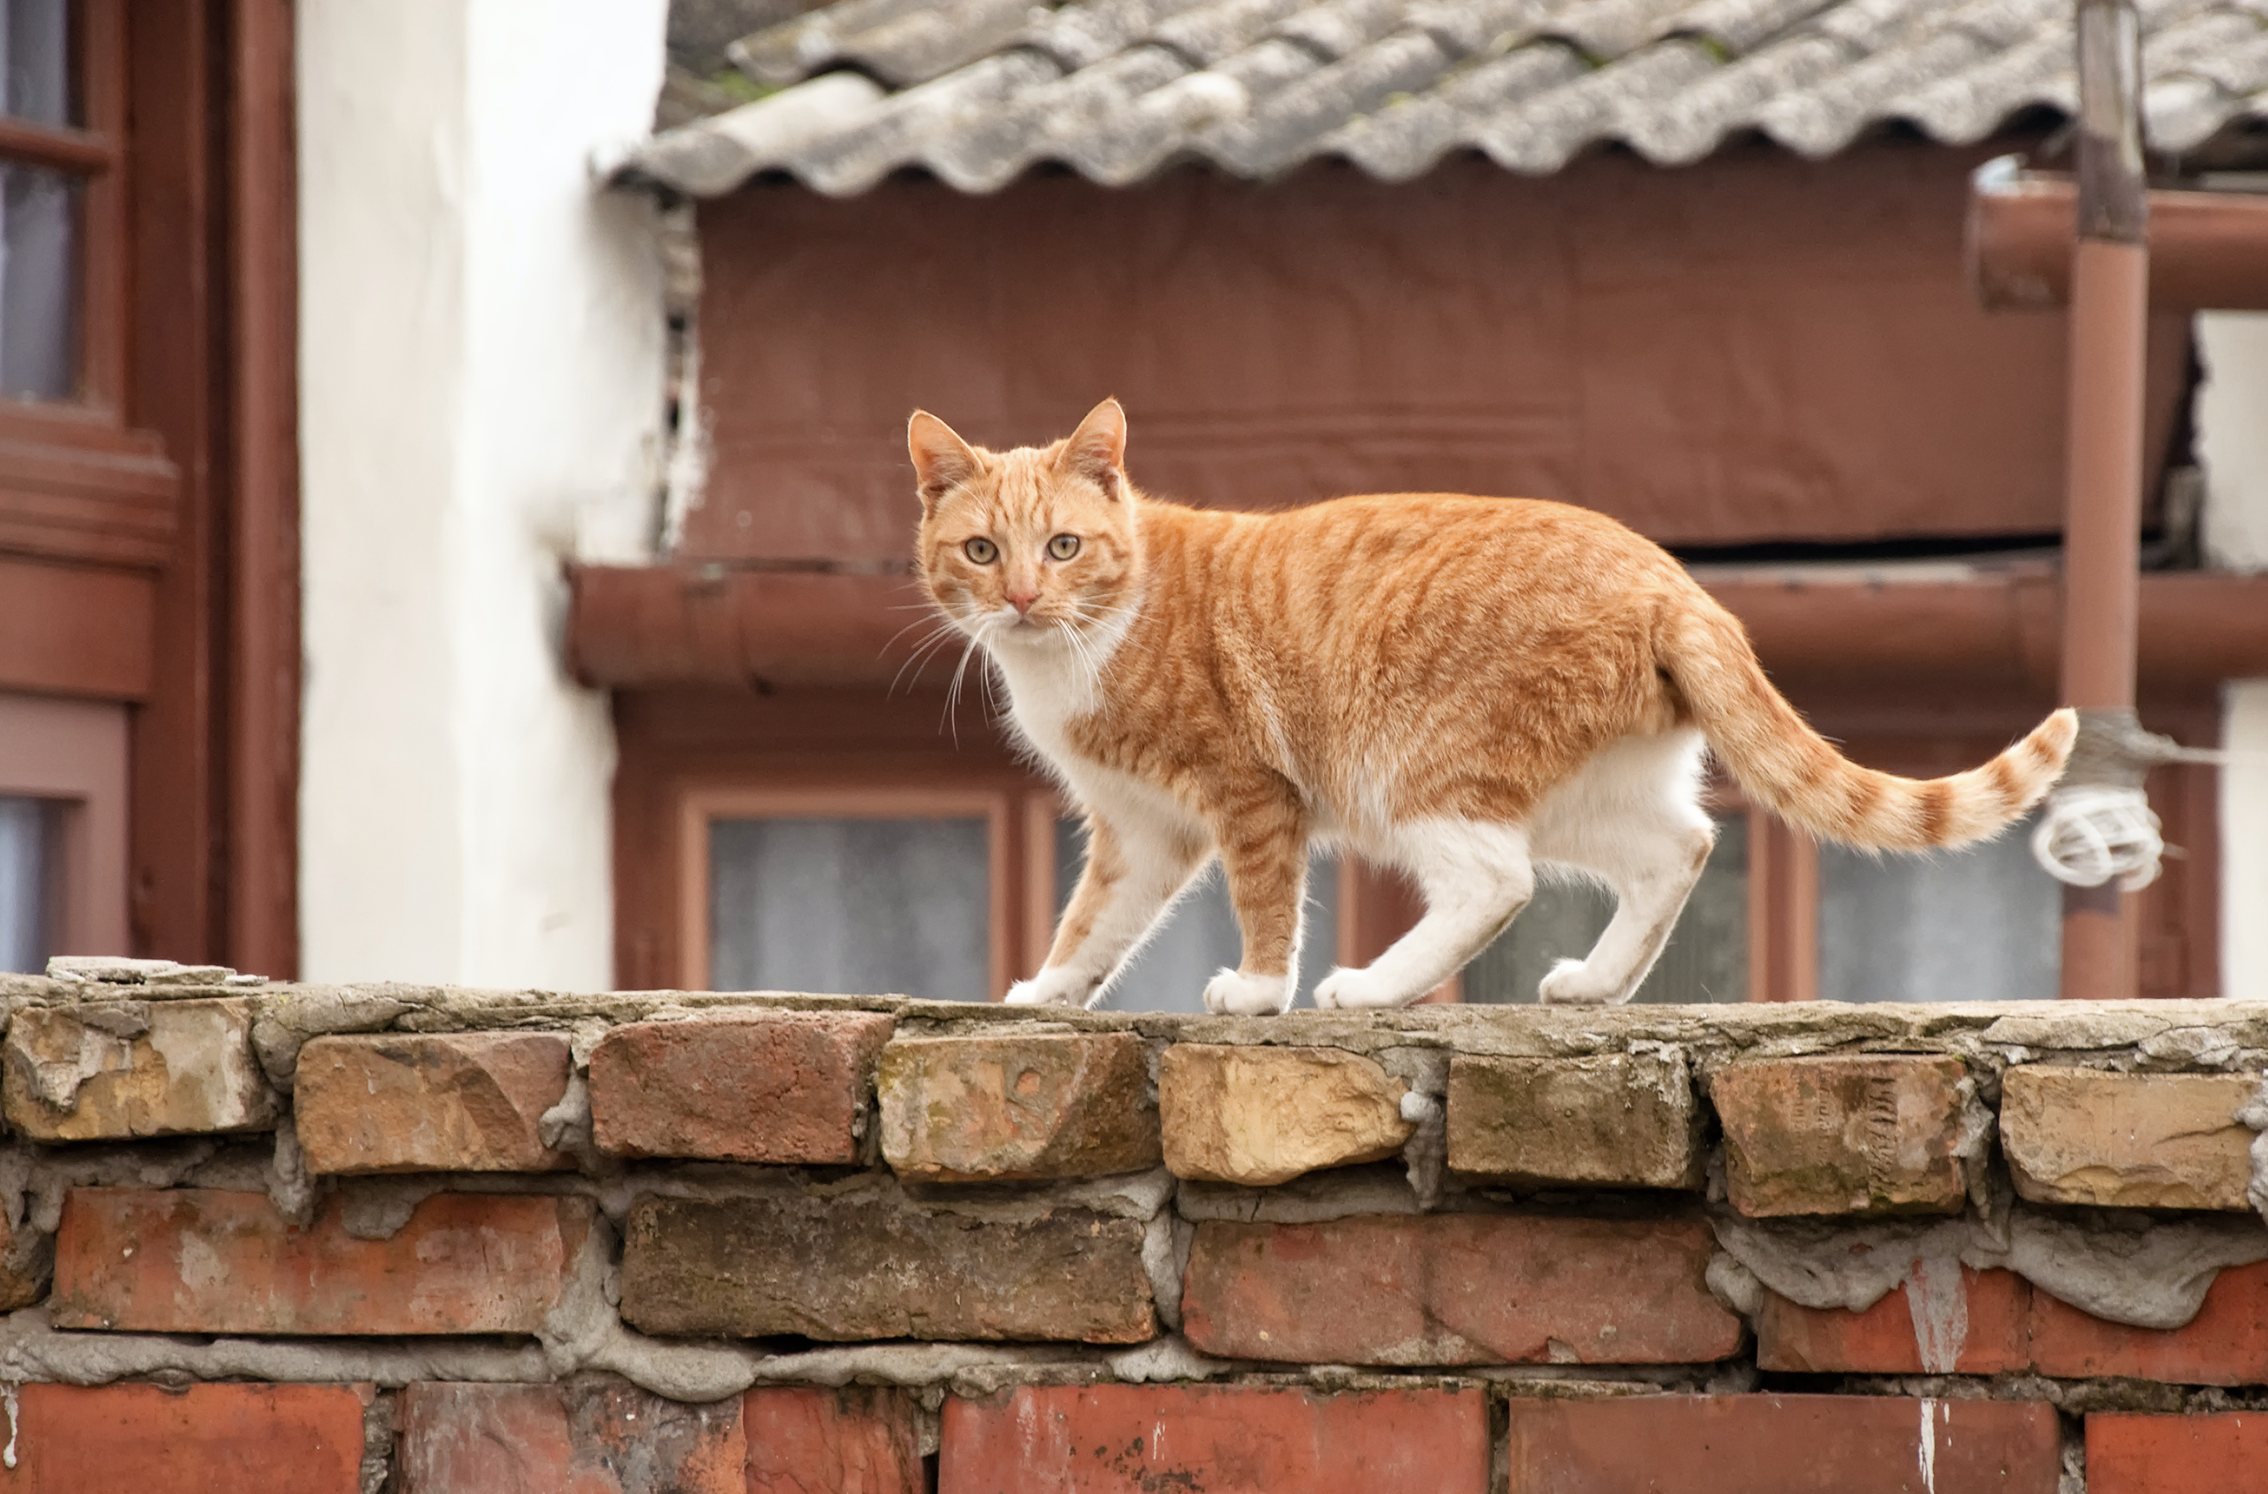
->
986, 641, 1097, 768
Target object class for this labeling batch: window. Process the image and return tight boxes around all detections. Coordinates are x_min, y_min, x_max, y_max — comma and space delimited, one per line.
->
632, 715, 2209, 1005
0, 690, 126, 966
0, 793, 57, 971
682, 787, 1015, 1000
0, 0, 112, 409
1819, 811, 2060, 1002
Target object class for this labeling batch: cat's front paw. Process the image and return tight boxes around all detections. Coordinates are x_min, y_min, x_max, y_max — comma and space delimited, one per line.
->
1311, 966, 1411, 1010
1005, 969, 1091, 1007
1536, 957, 1622, 1006
1201, 968, 1292, 1015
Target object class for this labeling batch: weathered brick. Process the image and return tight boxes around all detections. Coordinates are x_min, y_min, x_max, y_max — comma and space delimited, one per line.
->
294, 1031, 573, 1174
1179, 1215, 1741, 1366
1446, 1052, 1702, 1190
589, 1012, 893, 1163
1503, 1394, 2060, 1493
2032, 1260, 2268, 1385
2000, 1066, 2255, 1211
1, 997, 277, 1141
397, 1382, 745, 1494
1756, 1267, 2032, 1375
1712, 1055, 1970, 1217
620, 1193, 1154, 1343
2087, 1411, 2268, 1494
1158, 1044, 1411, 1187
0, 1383, 365, 1492
878, 1031, 1159, 1183
939, 1384, 1489, 1493
745, 1386, 925, 1494
51, 1187, 591, 1335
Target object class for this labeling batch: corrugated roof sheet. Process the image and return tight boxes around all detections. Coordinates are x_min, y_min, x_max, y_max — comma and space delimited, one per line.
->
630, 0, 2268, 196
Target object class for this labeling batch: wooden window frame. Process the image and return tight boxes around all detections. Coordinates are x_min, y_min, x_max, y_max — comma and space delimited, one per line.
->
0, 690, 128, 959
677, 784, 1018, 996
0, 0, 181, 574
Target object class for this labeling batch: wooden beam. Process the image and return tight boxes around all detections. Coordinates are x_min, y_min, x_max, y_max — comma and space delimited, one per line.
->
1968, 166, 2268, 312
566, 563, 2268, 698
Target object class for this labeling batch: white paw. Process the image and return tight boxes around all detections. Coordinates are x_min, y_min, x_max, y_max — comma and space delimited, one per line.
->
1311, 966, 1414, 1011
1536, 957, 1623, 1006
1005, 969, 1092, 1007
1201, 968, 1293, 1015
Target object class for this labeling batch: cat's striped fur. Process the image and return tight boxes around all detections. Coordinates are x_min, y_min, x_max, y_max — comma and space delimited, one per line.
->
910, 398, 2074, 1013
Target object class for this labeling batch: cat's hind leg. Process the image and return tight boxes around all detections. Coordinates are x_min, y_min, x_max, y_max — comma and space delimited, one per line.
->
1528, 732, 1715, 1006
1202, 777, 1312, 1015
1312, 820, 1534, 1010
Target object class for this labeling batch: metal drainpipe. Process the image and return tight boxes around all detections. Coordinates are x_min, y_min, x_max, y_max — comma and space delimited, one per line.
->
2058, 0, 2150, 999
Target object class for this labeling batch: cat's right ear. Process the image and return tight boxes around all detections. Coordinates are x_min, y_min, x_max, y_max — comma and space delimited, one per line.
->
908, 411, 981, 515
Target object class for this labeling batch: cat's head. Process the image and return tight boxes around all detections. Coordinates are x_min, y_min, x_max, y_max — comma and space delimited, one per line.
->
907, 398, 1142, 656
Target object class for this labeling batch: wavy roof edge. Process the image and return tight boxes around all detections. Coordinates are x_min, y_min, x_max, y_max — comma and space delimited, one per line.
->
626, 0, 2268, 199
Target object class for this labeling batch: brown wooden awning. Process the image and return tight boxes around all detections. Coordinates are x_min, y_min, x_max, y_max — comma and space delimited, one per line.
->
566, 562, 2268, 699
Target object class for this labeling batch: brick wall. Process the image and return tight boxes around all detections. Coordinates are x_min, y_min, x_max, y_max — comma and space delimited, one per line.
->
2, 963, 2267, 1491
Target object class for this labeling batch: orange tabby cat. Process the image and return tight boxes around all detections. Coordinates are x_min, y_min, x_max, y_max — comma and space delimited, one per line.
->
909, 398, 2075, 1014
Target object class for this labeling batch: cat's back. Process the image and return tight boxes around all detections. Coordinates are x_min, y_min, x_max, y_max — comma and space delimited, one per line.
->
1142, 489, 1692, 624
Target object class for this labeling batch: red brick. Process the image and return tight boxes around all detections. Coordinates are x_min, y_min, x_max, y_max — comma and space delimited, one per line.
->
745, 1386, 924, 1494
1504, 1395, 2060, 1493
397, 1382, 745, 1494
294, 1032, 573, 1174
2087, 1411, 2268, 1494
50, 1187, 591, 1335
1757, 1266, 2032, 1375
590, 1012, 894, 1163
940, 1384, 1489, 1494
1179, 1215, 1741, 1366
0, 1383, 364, 1492
2032, 1259, 2268, 1385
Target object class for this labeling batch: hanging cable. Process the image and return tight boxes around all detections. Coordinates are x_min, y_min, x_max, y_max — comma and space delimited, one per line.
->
2029, 709, 2229, 891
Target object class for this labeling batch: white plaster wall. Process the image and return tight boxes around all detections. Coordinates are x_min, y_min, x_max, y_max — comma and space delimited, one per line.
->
2200, 313, 2268, 998
299, 0, 666, 986
2200, 313, 2268, 574
2227, 682, 2268, 1001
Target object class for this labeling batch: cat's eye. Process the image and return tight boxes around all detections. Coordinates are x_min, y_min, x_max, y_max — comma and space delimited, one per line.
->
963, 537, 998, 564
1047, 534, 1080, 561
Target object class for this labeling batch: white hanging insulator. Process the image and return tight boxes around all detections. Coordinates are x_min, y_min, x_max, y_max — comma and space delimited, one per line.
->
2029, 785, 2165, 892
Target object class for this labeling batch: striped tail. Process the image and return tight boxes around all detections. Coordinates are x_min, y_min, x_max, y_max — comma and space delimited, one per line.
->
1659, 600, 2076, 852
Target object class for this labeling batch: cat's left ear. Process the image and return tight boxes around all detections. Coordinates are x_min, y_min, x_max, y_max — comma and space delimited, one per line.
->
1061, 397, 1127, 497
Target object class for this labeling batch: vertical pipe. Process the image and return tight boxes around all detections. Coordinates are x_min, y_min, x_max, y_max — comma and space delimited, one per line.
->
2059, 0, 2150, 999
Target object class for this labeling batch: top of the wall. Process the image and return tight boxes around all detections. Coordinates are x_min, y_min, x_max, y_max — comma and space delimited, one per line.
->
12, 964, 2268, 1066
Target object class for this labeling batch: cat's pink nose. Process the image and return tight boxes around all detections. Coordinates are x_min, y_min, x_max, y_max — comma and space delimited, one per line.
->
1007, 589, 1038, 615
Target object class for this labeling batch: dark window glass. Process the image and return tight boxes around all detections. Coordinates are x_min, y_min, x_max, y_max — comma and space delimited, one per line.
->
0, 160, 78, 399
0, 795, 58, 975
0, 0, 70, 127
1819, 811, 2058, 1001
1464, 815, 1750, 1004
709, 816, 991, 1000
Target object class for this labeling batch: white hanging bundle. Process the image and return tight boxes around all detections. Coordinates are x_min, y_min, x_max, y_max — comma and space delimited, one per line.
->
2025, 710, 2233, 892
2030, 784, 2165, 891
